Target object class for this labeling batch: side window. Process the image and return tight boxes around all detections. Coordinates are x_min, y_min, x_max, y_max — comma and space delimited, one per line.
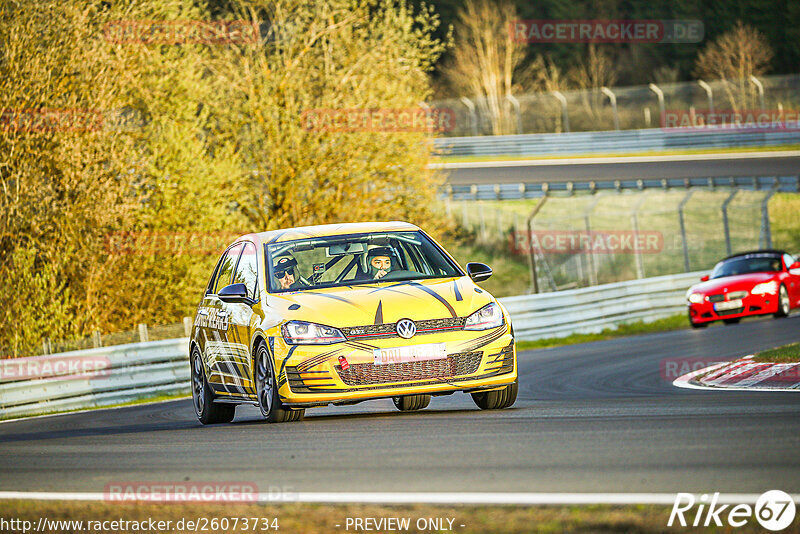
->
212, 243, 243, 295
233, 242, 259, 300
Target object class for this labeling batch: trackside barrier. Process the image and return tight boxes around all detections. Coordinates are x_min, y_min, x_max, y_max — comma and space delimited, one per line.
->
433, 128, 800, 157
0, 272, 706, 418
0, 338, 189, 419
498, 271, 705, 340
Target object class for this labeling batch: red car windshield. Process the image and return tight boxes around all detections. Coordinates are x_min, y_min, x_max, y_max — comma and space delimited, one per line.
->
711, 255, 783, 279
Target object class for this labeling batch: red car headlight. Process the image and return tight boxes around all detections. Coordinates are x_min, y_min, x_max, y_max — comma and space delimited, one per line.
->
687, 292, 705, 304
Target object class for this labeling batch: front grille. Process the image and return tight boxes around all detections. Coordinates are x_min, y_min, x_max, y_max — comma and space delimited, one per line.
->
344, 317, 466, 340
715, 307, 744, 316
336, 351, 482, 386
708, 294, 725, 303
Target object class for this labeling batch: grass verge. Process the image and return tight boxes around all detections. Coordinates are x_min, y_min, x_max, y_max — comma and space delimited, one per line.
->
752, 342, 800, 363
3, 500, 784, 534
516, 313, 689, 352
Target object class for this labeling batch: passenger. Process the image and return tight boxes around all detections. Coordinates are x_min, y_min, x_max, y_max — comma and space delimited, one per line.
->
356, 246, 394, 280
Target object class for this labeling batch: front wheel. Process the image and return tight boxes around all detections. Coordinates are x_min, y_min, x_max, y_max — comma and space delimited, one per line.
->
774, 284, 790, 318
393, 394, 431, 411
256, 342, 304, 423
191, 348, 235, 424
472, 380, 518, 410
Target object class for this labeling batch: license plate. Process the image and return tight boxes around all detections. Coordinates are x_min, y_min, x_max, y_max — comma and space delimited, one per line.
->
373, 343, 447, 366
714, 299, 743, 311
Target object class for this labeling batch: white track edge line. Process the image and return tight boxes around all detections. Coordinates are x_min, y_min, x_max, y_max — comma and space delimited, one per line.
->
1, 491, 795, 505
0, 396, 191, 425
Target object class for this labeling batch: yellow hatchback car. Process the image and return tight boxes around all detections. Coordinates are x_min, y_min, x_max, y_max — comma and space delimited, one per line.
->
190, 222, 517, 424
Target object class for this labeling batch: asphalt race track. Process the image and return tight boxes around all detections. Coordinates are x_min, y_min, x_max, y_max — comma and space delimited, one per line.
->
1, 314, 799, 494
443, 153, 800, 185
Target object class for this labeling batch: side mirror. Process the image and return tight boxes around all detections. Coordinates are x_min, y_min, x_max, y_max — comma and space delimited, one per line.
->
218, 283, 249, 304
466, 262, 493, 283
700, 274, 710, 282
790, 261, 800, 270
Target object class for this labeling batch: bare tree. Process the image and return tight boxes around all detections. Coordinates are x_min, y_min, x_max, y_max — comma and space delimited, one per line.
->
445, 0, 526, 135
694, 21, 773, 111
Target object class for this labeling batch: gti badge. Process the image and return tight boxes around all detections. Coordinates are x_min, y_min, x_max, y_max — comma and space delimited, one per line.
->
396, 318, 417, 339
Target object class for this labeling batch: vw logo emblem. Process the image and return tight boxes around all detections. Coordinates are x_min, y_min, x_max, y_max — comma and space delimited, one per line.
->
396, 319, 416, 339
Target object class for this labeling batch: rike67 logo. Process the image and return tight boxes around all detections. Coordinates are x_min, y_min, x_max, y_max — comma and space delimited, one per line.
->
669, 490, 796, 531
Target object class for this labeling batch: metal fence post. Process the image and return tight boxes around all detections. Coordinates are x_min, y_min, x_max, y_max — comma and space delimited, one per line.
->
506, 94, 522, 134
750, 76, 765, 111
649, 83, 665, 127
526, 194, 549, 294
721, 190, 738, 256
583, 195, 601, 286
601, 87, 619, 130
678, 190, 694, 272
460, 97, 479, 136
92, 330, 102, 348
631, 194, 649, 279
760, 187, 778, 248
138, 323, 149, 343
698, 80, 714, 113
551, 91, 569, 133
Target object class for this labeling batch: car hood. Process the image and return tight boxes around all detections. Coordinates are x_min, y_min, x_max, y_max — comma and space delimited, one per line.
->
268, 277, 492, 327
690, 272, 776, 294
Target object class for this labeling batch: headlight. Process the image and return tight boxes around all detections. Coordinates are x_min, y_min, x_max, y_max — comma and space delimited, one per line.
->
281, 321, 345, 345
464, 303, 504, 330
687, 292, 705, 304
751, 280, 778, 295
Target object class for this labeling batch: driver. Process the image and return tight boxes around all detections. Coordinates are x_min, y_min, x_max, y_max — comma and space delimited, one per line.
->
273, 255, 301, 290
360, 246, 393, 280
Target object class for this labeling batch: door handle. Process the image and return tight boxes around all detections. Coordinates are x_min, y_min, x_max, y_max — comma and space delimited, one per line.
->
218, 310, 230, 317
197, 309, 209, 316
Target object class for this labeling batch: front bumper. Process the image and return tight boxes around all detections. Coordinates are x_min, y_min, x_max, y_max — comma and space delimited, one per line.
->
688, 292, 780, 323
274, 325, 517, 406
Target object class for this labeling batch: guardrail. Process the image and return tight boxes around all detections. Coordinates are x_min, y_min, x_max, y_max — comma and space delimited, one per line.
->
499, 271, 704, 341
444, 175, 800, 200
434, 128, 800, 157
0, 338, 189, 419
0, 272, 705, 418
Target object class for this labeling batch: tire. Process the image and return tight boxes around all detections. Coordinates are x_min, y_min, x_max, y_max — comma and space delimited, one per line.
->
723, 318, 741, 325
774, 284, 790, 318
392, 394, 431, 411
191, 347, 235, 424
255, 341, 304, 423
471, 379, 518, 410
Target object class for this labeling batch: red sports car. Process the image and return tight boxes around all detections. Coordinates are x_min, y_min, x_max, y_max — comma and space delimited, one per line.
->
686, 250, 800, 328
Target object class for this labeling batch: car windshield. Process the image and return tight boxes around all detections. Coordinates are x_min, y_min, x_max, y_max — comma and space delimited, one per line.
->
265, 231, 463, 293
710, 254, 783, 279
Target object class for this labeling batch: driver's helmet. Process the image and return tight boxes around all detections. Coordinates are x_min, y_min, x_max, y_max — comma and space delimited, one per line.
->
365, 246, 394, 277
273, 255, 298, 284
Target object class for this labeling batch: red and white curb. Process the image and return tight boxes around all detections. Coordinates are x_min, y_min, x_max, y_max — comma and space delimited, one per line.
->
674, 356, 800, 392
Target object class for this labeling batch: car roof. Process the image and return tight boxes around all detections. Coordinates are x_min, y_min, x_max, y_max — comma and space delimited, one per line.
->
237, 221, 421, 245
721, 249, 787, 261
